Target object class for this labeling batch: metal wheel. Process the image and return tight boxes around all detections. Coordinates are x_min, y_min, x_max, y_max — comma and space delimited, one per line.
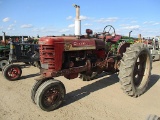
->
133, 54, 149, 88
3, 64, 22, 81
35, 79, 66, 111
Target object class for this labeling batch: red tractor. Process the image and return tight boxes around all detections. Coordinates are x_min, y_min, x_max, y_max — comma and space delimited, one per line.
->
31, 5, 152, 111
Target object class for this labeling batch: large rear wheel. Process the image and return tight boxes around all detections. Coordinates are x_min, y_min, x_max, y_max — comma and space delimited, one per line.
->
35, 79, 66, 111
119, 43, 152, 97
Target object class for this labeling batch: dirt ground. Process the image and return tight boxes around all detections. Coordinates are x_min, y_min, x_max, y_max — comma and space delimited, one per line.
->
0, 61, 159, 120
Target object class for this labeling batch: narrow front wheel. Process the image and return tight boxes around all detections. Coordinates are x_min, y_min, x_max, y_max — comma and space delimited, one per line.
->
3, 64, 22, 81
31, 79, 49, 104
35, 79, 66, 111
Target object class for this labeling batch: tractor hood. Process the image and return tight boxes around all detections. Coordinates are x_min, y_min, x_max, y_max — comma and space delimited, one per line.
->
39, 36, 96, 51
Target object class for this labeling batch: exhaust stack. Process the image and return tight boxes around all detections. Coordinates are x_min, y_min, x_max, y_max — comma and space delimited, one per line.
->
2, 31, 6, 46
2, 31, 5, 41
73, 4, 81, 37
22, 36, 24, 43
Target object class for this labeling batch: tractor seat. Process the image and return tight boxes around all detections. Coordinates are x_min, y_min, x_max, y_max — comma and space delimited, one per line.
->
106, 35, 122, 43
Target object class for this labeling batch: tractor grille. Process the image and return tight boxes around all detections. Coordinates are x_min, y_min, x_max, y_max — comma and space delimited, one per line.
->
40, 45, 55, 69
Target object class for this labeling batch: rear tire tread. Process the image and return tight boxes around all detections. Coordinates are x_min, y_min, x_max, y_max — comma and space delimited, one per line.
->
118, 43, 152, 97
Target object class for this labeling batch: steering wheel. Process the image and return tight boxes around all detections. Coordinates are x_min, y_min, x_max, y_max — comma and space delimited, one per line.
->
103, 25, 116, 36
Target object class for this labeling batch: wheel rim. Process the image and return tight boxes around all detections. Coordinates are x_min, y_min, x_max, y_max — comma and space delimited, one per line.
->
133, 50, 150, 88
42, 85, 62, 107
6, 67, 21, 79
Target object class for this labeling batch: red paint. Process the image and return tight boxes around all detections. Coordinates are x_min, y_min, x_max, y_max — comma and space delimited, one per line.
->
39, 37, 64, 71
106, 35, 122, 43
39, 36, 96, 78
95, 50, 106, 59
64, 73, 78, 79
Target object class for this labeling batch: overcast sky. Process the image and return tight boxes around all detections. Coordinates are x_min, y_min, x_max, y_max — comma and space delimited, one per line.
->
0, 0, 160, 38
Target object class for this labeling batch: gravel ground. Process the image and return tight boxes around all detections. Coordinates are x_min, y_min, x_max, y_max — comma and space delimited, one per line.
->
0, 61, 159, 120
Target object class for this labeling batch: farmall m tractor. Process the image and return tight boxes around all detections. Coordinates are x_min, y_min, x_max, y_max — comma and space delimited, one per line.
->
31, 5, 152, 111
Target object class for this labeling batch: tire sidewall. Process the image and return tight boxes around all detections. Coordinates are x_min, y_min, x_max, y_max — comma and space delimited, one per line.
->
31, 79, 50, 103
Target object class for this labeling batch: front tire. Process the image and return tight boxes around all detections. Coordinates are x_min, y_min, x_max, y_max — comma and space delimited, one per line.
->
3, 64, 22, 81
31, 79, 49, 104
119, 43, 152, 97
35, 79, 66, 111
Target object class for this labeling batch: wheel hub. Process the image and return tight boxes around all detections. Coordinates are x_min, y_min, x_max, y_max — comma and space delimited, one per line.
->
133, 51, 149, 88
8, 68, 20, 79
44, 88, 60, 106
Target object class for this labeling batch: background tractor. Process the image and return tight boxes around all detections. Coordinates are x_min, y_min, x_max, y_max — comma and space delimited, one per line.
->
0, 44, 10, 70
0, 32, 10, 69
31, 4, 152, 111
2, 39, 40, 81
0, 32, 40, 72
134, 34, 160, 61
